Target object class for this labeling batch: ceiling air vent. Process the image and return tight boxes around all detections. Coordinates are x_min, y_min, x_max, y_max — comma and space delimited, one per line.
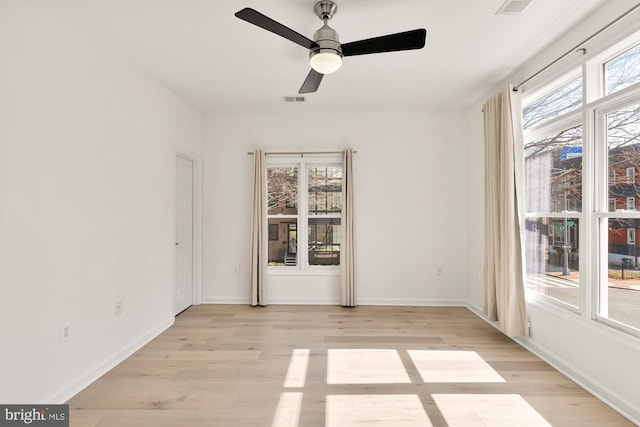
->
496, 0, 532, 15
283, 96, 306, 103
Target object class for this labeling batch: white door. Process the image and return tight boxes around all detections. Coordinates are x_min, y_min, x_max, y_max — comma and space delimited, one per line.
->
175, 156, 194, 315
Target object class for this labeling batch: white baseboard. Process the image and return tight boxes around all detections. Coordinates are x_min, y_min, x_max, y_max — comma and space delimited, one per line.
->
200, 297, 467, 306
358, 298, 466, 306
201, 296, 248, 304
48, 317, 175, 404
202, 297, 341, 305
267, 297, 341, 305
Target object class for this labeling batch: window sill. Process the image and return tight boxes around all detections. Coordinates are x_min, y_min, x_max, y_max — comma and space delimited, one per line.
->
267, 268, 340, 277
525, 290, 581, 315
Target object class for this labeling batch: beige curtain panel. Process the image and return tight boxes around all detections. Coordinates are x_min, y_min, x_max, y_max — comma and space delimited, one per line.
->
249, 149, 268, 306
483, 85, 528, 337
341, 149, 357, 306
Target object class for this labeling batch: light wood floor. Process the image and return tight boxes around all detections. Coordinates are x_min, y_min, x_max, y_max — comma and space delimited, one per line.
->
68, 305, 634, 427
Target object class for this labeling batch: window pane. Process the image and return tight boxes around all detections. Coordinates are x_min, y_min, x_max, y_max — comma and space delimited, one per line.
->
268, 223, 279, 241
308, 218, 341, 266
605, 43, 640, 95
268, 166, 298, 215
525, 217, 580, 307
268, 219, 297, 266
525, 126, 583, 213
600, 217, 640, 331
308, 166, 342, 215
607, 104, 640, 212
523, 76, 582, 129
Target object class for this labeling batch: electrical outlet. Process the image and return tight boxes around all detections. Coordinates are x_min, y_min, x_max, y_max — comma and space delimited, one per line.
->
115, 300, 123, 316
60, 324, 70, 343
436, 267, 443, 276
233, 266, 239, 276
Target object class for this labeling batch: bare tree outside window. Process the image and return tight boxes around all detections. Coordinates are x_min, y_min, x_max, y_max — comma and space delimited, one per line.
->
606, 43, 640, 95
607, 104, 640, 207
267, 167, 298, 214
525, 126, 583, 214
308, 166, 342, 215
523, 77, 582, 129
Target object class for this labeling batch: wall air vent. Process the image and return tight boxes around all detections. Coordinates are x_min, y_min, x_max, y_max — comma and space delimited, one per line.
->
496, 0, 532, 15
283, 96, 306, 103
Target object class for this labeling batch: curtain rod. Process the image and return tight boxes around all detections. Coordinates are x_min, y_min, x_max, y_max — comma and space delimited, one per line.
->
247, 150, 357, 156
513, 2, 640, 92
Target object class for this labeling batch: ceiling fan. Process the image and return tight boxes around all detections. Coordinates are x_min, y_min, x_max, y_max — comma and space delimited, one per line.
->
235, 1, 427, 94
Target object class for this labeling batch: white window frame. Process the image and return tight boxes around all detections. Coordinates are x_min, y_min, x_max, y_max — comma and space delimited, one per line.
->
266, 154, 342, 275
593, 93, 640, 336
523, 28, 640, 338
266, 163, 300, 269
523, 98, 583, 311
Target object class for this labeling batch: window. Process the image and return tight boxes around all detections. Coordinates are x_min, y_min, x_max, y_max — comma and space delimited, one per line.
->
523, 29, 640, 335
269, 224, 279, 241
267, 156, 342, 271
627, 167, 636, 183
628, 228, 636, 245
267, 166, 299, 266
524, 77, 582, 308
627, 197, 636, 211
307, 165, 342, 266
597, 100, 640, 331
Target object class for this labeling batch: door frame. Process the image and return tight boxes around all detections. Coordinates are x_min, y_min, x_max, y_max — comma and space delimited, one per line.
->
174, 148, 202, 311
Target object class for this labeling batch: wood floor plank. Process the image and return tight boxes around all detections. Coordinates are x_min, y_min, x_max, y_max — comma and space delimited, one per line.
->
67, 305, 634, 427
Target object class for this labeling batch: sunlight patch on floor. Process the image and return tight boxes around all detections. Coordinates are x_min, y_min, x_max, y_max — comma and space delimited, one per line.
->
271, 392, 303, 427
284, 349, 310, 388
408, 350, 506, 383
432, 394, 552, 427
327, 349, 411, 384
326, 394, 433, 427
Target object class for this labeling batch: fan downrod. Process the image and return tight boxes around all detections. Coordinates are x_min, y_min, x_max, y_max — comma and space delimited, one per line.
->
314, 1, 338, 21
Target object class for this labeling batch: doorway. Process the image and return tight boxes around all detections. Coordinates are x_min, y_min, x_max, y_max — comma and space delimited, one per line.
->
175, 155, 194, 314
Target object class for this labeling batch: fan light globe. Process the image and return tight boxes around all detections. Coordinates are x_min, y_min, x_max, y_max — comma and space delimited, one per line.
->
310, 51, 343, 74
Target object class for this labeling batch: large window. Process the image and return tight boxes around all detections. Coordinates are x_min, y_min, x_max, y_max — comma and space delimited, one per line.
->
267, 156, 342, 270
523, 30, 640, 336
524, 124, 583, 308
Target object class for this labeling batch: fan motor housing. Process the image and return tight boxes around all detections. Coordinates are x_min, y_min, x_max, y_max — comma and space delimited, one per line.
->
311, 24, 342, 58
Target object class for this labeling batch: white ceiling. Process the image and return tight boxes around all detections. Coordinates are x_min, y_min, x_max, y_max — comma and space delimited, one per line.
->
49, 0, 606, 114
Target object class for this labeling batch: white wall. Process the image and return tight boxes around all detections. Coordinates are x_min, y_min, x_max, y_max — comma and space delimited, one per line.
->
0, 2, 202, 403
203, 110, 466, 305
464, 1, 640, 422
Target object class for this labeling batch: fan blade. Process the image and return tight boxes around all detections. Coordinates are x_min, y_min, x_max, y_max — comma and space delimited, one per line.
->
299, 69, 324, 94
235, 8, 316, 50
342, 29, 426, 57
